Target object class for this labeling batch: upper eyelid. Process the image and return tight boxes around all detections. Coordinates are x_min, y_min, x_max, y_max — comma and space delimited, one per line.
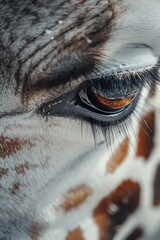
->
96, 62, 159, 78
88, 67, 160, 90
29, 62, 159, 92
24, 53, 97, 91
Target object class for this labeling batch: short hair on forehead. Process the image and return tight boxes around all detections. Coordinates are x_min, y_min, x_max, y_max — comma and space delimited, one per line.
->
0, 0, 124, 107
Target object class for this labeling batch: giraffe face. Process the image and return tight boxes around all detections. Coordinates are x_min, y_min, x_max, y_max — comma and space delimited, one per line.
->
0, 0, 160, 239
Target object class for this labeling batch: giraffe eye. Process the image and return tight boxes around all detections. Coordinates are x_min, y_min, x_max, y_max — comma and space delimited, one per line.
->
39, 67, 159, 128
78, 77, 140, 115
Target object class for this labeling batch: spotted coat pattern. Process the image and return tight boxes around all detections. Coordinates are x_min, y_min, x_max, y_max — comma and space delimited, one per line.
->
0, 0, 160, 240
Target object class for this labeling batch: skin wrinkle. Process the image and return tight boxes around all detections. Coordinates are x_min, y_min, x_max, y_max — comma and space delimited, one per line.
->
0, 0, 124, 112
17, 1, 111, 59
22, 4, 116, 96
18, 0, 96, 58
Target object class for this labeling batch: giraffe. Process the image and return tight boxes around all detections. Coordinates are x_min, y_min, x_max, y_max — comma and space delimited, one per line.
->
0, 0, 160, 239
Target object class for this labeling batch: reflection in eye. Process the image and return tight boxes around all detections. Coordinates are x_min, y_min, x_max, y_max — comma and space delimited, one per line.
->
78, 68, 159, 117
93, 91, 136, 109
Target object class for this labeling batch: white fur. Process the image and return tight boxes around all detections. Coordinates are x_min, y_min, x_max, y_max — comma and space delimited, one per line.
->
1, 0, 160, 239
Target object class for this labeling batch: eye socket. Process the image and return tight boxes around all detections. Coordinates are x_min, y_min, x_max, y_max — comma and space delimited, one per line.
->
78, 78, 140, 115
38, 67, 158, 128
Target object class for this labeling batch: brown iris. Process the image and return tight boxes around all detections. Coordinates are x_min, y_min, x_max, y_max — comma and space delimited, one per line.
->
78, 79, 140, 115
94, 91, 135, 110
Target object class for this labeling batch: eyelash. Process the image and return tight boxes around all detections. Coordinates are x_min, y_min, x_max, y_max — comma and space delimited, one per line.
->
38, 67, 160, 143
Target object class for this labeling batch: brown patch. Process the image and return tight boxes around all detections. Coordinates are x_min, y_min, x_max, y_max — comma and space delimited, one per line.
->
153, 164, 160, 206
136, 111, 155, 160
149, 83, 156, 98
15, 160, 49, 175
15, 162, 30, 174
28, 224, 45, 240
125, 227, 143, 240
11, 182, 21, 195
0, 167, 8, 179
0, 135, 33, 159
61, 185, 92, 212
93, 180, 140, 240
107, 139, 129, 173
66, 227, 84, 240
